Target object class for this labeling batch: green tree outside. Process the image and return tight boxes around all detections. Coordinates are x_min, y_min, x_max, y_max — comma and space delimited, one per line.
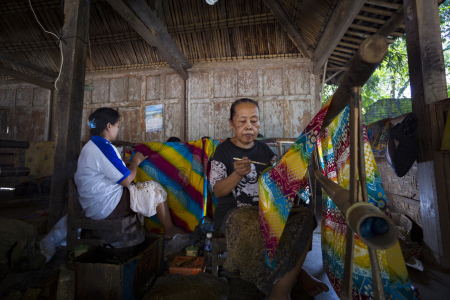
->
322, 0, 450, 123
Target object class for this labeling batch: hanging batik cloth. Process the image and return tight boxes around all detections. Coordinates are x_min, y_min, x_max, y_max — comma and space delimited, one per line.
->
366, 117, 391, 157
317, 106, 415, 299
258, 98, 415, 299
134, 138, 217, 232
258, 98, 332, 268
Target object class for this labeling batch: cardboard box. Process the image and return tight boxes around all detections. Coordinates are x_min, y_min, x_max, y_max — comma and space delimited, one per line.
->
169, 256, 205, 275
67, 236, 163, 300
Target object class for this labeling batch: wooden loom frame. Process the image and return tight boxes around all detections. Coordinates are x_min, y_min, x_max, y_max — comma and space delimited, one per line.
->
311, 35, 398, 300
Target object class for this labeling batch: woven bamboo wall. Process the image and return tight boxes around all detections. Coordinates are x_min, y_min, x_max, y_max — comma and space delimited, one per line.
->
375, 158, 422, 226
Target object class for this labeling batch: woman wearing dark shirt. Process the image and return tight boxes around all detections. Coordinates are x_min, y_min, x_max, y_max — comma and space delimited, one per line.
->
210, 98, 328, 299
210, 137, 276, 234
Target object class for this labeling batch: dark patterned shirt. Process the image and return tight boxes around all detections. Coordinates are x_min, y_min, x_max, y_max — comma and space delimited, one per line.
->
210, 139, 276, 230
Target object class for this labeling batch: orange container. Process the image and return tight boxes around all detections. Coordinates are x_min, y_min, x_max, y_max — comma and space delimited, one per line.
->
169, 256, 205, 275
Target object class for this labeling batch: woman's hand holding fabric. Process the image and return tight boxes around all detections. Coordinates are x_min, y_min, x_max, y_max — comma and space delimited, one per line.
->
120, 151, 148, 187
132, 152, 148, 165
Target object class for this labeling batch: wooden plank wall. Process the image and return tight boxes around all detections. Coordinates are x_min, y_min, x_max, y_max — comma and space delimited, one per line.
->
80, 59, 318, 142
187, 59, 317, 141
0, 85, 51, 142
81, 68, 185, 143
0, 59, 319, 144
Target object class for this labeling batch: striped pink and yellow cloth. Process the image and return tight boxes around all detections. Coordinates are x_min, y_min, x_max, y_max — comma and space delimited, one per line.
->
134, 138, 217, 233
259, 99, 331, 268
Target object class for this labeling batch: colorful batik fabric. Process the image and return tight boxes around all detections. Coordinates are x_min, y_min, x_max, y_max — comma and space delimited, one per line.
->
133, 138, 217, 233
258, 98, 332, 268
317, 106, 416, 300
367, 117, 391, 157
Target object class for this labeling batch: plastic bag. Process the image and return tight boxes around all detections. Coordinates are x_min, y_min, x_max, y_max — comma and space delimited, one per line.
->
164, 234, 191, 257
190, 216, 214, 250
39, 214, 67, 263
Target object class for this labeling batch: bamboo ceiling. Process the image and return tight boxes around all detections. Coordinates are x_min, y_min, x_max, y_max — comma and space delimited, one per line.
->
0, 0, 406, 84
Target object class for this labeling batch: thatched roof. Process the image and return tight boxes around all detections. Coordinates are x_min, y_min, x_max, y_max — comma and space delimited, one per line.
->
0, 0, 406, 86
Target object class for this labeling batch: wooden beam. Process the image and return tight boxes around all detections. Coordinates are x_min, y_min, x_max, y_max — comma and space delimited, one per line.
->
106, 0, 187, 80
361, 6, 394, 16
366, 1, 402, 10
377, 6, 405, 38
69, 53, 303, 73
262, 0, 313, 59
404, 0, 450, 268
0, 51, 57, 79
154, 0, 165, 23
1, 13, 278, 52
331, 51, 353, 59
48, 0, 90, 230
328, 58, 346, 66
335, 47, 356, 54
329, 55, 348, 63
349, 24, 378, 33
0, 65, 54, 90
127, 0, 191, 69
321, 5, 404, 83
326, 67, 349, 71
355, 14, 388, 25
338, 42, 360, 49
325, 70, 343, 83
313, 0, 367, 74
320, 35, 388, 130
346, 30, 396, 43
354, 24, 404, 37
341, 35, 364, 44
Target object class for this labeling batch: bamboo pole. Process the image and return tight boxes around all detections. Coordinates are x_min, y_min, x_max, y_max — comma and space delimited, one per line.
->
354, 86, 385, 300
316, 85, 393, 298
313, 171, 397, 249
341, 86, 362, 299
320, 35, 388, 131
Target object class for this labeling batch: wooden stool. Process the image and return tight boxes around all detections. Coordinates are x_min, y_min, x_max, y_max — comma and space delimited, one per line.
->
66, 180, 143, 258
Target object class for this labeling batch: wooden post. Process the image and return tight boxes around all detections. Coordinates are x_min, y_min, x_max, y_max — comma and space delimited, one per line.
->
404, 0, 450, 268
183, 79, 188, 141
106, 0, 188, 80
48, 0, 90, 230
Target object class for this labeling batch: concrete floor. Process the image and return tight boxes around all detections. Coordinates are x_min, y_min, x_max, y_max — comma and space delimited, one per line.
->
303, 231, 340, 300
304, 203, 450, 299
303, 221, 450, 299
408, 262, 450, 299
1, 197, 450, 299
